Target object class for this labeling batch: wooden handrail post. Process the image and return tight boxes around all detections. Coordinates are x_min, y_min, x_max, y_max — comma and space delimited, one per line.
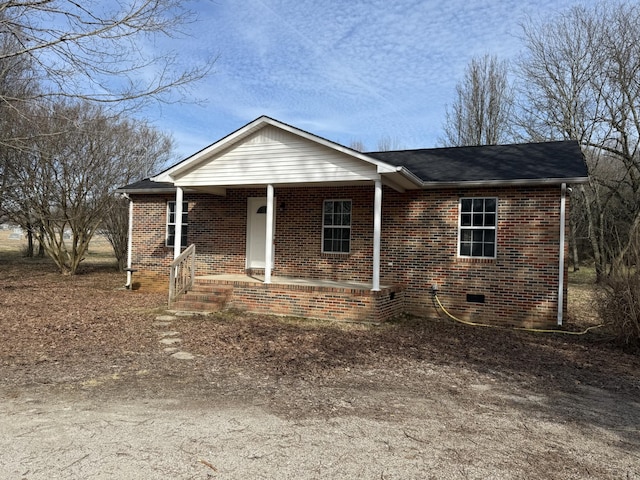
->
168, 244, 196, 305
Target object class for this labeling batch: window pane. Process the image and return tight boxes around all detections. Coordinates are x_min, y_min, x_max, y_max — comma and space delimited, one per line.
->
484, 243, 495, 257
485, 230, 495, 243
460, 243, 471, 256
461, 199, 472, 212
471, 243, 483, 256
485, 213, 496, 226
461, 229, 471, 242
461, 214, 471, 226
324, 202, 333, 215
472, 230, 484, 242
473, 199, 484, 212
485, 198, 496, 211
181, 225, 188, 248
473, 213, 484, 226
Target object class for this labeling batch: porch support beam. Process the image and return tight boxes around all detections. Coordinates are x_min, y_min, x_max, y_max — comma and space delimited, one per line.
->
372, 179, 382, 291
173, 186, 184, 260
265, 184, 274, 284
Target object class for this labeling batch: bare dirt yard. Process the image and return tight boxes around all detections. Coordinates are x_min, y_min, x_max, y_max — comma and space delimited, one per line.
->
0, 247, 639, 478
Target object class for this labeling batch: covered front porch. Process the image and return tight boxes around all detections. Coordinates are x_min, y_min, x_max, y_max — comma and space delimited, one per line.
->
142, 117, 421, 323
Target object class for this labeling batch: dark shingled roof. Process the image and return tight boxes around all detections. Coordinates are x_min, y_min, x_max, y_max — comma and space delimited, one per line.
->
117, 139, 588, 193
116, 178, 175, 193
367, 140, 588, 184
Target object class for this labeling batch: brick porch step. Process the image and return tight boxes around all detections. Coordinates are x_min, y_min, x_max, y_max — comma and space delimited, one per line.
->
170, 283, 233, 313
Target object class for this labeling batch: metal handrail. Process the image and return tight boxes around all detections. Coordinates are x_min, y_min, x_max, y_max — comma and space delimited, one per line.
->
169, 244, 196, 304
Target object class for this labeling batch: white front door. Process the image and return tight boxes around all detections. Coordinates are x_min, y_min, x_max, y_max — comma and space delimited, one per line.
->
246, 197, 275, 269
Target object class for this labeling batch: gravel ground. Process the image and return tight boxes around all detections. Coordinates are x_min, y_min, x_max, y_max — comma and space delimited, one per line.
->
0, 256, 639, 479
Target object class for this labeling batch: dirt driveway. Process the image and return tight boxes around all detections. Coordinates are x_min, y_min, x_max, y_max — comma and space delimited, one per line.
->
1, 260, 639, 479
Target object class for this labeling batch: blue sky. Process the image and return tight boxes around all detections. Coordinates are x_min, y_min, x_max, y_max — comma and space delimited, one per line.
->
144, 0, 599, 160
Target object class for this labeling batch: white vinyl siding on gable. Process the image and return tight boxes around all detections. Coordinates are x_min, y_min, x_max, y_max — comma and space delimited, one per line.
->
175, 126, 380, 187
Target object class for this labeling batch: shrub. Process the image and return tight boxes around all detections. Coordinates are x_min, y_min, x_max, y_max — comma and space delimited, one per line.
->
598, 246, 640, 349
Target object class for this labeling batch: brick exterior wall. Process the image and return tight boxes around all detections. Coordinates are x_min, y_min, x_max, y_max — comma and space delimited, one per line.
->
130, 184, 568, 327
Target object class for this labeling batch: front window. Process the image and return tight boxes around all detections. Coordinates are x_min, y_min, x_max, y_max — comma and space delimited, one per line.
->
322, 200, 351, 253
166, 201, 188, 248
458, 198, 497, 258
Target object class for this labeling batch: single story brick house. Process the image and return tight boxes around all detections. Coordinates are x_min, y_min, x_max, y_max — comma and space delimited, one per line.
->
117, 116, 589, 327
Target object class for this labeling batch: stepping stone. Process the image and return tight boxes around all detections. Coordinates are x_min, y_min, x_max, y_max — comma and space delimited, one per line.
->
156, 315, 177, 322
152, 321, 172, 328
160, 337, 182, 345
158, 331, 180, 337
171, 351, 195, 360
164, 347, 178, 353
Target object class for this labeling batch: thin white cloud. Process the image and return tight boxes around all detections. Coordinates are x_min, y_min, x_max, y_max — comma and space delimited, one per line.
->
147, 0, 602, 157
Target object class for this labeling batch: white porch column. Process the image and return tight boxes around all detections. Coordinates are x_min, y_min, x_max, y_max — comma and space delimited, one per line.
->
173, 186, 184, 259
372, 179, 382, 291
264, 184, 274, 284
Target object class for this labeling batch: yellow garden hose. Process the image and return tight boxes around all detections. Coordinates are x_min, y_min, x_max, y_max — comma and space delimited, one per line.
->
433, 293, 603, 335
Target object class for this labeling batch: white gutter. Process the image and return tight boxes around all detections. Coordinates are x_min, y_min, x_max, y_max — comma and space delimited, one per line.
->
557, 183, 567, 326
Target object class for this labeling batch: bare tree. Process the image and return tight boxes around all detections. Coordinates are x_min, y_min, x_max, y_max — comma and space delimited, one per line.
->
517, 2, 640, 281
440, 54, 514, 146
1, 1, 210, 226
99, 123, 174, 271
349, 139, 366, 152
4, 100, 172, 274
376, 135, 404, 152
0, 0, 213, 108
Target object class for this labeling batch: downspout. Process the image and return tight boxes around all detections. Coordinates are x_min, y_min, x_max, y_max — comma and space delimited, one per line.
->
557, 183, 567, 326
372, 179, 382, 291
123, 193, 134, 288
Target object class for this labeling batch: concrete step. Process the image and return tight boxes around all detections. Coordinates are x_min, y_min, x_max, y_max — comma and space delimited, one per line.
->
171, 282, 233, 313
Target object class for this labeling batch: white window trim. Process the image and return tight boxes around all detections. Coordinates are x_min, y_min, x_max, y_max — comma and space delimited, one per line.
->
322, 199, 352, 254
166, 200, 188, 248
457, 197, 497, 259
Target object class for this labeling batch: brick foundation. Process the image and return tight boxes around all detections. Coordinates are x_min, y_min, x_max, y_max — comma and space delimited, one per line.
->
190, 278, 405, 323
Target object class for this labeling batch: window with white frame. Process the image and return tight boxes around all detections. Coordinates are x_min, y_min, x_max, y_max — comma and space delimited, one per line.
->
458, 197, 497, 258
322, 200, 351, 253
166, 201, 188, 248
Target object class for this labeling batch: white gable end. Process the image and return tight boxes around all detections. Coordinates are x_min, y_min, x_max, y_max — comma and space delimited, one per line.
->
174, 126, 380, 187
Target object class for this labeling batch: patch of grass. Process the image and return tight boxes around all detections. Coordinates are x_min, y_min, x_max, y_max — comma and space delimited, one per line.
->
568, 265, 596, 285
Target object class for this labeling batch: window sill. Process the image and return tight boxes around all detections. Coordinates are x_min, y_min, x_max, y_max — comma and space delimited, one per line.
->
456, 256, 496, 264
